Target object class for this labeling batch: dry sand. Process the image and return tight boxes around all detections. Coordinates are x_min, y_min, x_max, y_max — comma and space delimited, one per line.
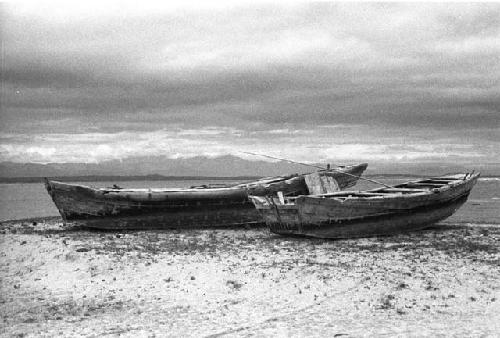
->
0, 218, 499, 337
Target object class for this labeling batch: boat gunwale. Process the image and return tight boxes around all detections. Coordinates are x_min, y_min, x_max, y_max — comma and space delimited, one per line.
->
303, 173, 478, 199
44, 163, 368, 195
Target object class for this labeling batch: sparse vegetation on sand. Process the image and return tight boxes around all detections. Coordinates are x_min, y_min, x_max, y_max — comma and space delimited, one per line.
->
0, 219, 499, 336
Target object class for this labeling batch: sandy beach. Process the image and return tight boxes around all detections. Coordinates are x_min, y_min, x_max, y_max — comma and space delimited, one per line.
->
0, 218, 498, 337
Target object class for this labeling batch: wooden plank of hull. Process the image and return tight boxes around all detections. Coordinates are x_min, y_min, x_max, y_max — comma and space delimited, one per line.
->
70, 206, 262, 230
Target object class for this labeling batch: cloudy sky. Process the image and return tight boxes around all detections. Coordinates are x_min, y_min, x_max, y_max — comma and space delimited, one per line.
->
1, 2, 499, 164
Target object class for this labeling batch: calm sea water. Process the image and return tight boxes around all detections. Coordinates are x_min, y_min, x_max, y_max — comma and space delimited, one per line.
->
0, 178, 499, 224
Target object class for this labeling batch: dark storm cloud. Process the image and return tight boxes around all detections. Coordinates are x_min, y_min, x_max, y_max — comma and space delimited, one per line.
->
1, 2, 499, 162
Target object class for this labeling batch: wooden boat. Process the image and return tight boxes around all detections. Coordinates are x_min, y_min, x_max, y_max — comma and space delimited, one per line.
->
249, 173, 480, 239
44, 163, 367, 229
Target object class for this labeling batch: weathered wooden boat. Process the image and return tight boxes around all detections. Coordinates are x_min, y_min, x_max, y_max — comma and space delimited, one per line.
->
249, 173, 480, 239
44, 163, 367, 229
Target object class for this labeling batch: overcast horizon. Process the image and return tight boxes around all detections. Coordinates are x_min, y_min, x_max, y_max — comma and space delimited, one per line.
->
1, 2, 499, 165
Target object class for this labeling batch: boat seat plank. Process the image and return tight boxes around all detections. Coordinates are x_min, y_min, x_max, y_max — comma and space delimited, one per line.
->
372, 187, 428, 192
418, 181, 452, 184
404, 183, 445, 187
428, 177, 461, 181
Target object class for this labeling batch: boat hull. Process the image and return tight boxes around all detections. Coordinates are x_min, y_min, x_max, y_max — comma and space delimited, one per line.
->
251, 173, 479, 239
45, 163, 367, 229
267, 193, 470, 239
45, 181, 258, 229
70, 205, 261, 230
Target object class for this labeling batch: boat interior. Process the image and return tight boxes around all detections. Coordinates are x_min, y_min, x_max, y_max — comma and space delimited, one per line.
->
264, 175, 471, 205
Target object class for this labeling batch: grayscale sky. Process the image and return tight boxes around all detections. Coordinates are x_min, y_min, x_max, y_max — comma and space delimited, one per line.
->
1, 2, 499, 164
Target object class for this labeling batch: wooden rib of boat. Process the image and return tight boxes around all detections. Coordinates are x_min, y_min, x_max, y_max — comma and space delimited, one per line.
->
44, 163, 367, 229
249, 173, 480, 239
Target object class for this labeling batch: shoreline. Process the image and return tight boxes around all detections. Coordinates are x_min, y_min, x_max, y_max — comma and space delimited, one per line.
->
2, 175, 499, 185
1, 218, 499, 336
2, 215, 499, 229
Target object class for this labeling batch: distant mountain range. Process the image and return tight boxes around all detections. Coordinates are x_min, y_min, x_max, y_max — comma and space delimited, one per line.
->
0, 155, 498, 182
0, 155, 306, 178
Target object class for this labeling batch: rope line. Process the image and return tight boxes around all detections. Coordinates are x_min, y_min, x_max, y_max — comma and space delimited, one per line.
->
241, 151, 393, 189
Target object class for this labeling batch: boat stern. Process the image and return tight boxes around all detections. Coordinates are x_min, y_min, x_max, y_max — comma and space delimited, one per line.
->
249, 195, 303, 234
323, 163, 368, 189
